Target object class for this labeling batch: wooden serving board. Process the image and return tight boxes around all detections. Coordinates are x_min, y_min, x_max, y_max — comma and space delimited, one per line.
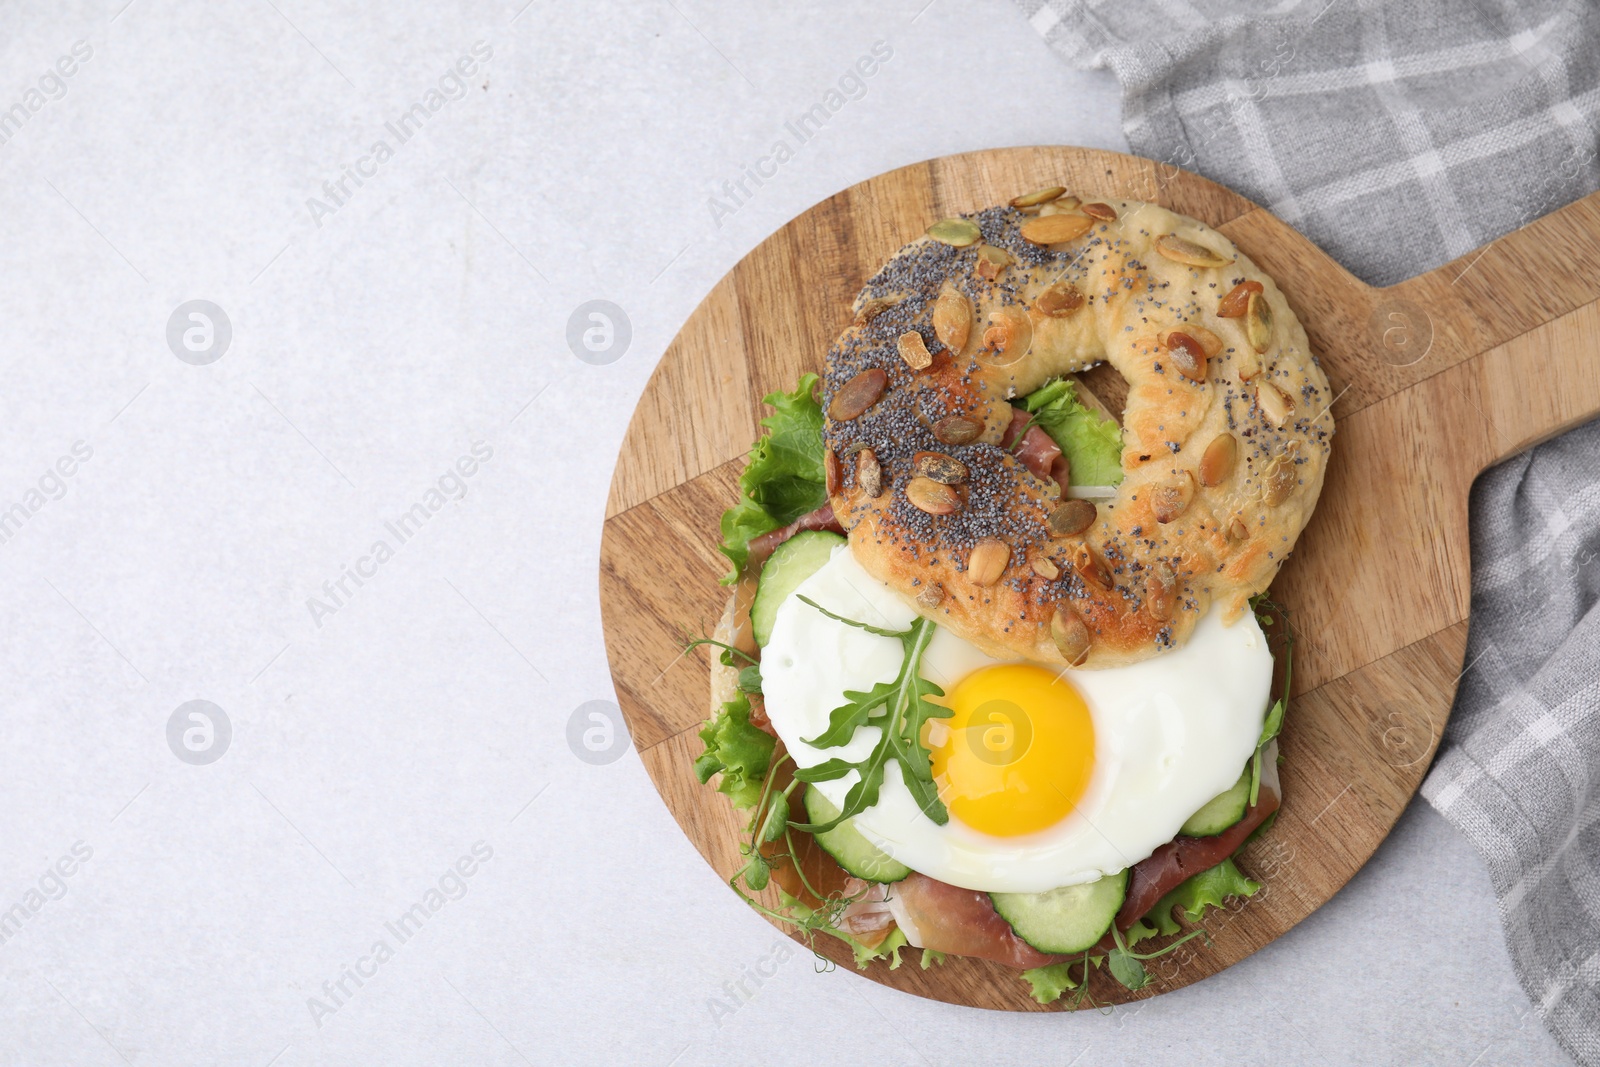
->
598, 146, 1600, 1010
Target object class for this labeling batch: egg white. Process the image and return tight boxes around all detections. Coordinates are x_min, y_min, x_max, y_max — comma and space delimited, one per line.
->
761, 545, 1272, 894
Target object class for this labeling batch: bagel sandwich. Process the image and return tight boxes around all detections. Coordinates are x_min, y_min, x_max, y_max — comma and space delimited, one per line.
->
693, 187, 1325, 1004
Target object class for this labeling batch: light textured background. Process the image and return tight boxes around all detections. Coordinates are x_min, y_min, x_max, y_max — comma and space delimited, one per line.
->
0, 1, 1568, 1064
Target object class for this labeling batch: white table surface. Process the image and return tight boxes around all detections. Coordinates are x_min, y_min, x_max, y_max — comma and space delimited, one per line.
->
0, 0, 1569, 1063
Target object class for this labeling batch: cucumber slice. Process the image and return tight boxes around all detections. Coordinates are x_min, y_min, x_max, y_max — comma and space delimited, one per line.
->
751, 530, 845, 646
803, 787, 911, 883
990, 870, 1128, 954
1180, 764, 1251, 836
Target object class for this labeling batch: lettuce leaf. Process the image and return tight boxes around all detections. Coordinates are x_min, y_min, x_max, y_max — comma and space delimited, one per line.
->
1141, 857, 1261, 937
718, 374, 828, 581
694, 694, 776, 809
773, 887, 908, 969
1018, 378, 1124, 488
855, 926, 908, 970
1021, 961, 1080, 1005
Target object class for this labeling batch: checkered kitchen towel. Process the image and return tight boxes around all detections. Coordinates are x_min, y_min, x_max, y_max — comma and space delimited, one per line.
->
1015, 0, 1600, 1061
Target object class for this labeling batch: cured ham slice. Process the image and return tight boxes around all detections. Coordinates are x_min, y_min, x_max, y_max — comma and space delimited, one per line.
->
746, 503, 843, 571
1115, 784, 1281, 932
1001, 406, 1065, 490
886, 873, 1066, 969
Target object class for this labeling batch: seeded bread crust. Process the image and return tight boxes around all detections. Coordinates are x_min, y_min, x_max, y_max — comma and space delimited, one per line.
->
822, 196, 1333, 670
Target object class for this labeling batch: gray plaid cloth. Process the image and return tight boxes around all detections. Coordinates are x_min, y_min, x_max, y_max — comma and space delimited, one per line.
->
1015, 0, 1600, 1061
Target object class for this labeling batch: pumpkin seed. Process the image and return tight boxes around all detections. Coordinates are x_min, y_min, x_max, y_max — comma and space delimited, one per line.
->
1155, 233, 1234, 268
1217, 280, 1262, 318
927, 217, 981, 247
975, 243, 1012, 282
1075, 545, 1112, 590
1245, 291, 1273, 353
854, 295, 899, 326
932, 414, 983, 445
1150, 470, 1195, 524
932, 289, 972, 353
1145, 567, 1175, 622
1047, 499, 1097, 537
1199, 433, 1237, 487
1256, 381, 1292, 427
907, 476, 962, 515
1010, 185, 1066, 208
1035, 282, 1085, 317
913, 451, 968, 485
898, 331, 933, 370
1020, 213, 1094, 245
1051, 604, 1091, 665
828, 368, 887, 421
1263, 453, 1297, 505
966, 538, 1010, 586
1165, 331, 1208, 382
856, 448, 882, 497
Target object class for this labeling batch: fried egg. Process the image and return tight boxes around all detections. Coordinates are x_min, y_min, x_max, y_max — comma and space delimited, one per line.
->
761, 545, 1272, 894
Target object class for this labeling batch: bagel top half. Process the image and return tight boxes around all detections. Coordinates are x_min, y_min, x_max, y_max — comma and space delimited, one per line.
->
820, 194, 1333, 670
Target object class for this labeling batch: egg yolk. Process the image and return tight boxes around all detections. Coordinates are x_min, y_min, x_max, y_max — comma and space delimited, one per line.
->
928, 663, 1094, 837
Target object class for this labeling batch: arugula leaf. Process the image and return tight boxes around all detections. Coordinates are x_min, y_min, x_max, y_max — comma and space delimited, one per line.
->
791, 616, 952, 832
1018, 378, 1124, 487
797, 595, 910, 638
805, 678, 899, 749
1141, 857, 1262, 938
717, 374, 828, 582
1021, 961, 1080, 1005
694, 694, 776, 809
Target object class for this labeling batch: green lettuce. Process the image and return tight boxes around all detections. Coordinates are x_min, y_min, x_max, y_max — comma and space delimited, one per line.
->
1021, 961, 1082, 1004
855, 926, 908, 970
718, 374, 828, 581
693, 694, 776, 809
773, 887, 911, 969
1141, 858, 1262, 938
1018, 379, 1124, 487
